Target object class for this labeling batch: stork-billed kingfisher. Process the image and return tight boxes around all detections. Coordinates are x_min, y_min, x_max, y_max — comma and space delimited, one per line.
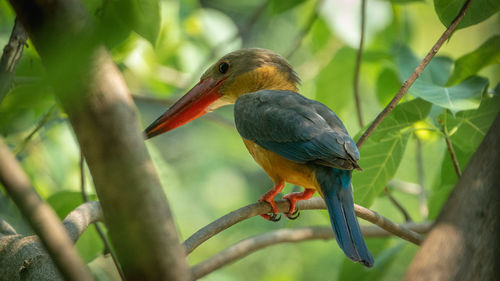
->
145, 48, 374, 267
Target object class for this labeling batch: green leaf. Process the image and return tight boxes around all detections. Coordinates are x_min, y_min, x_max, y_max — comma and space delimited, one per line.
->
434, 0, 500, 30
353, 99, 431, 207
271, 0, 306, 14
395, 45, 489, 112
428, 94, 500, 218
381, 0, 423, 3
376, 67, 401, 106
46, 191, 103, 263
101, 0, 161, 46
315, 47, 356, 112
447, 35, 500, 86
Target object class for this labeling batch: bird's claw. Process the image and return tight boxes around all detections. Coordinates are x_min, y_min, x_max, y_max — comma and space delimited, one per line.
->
260, 213, 281, 222
286, 209, 300, 220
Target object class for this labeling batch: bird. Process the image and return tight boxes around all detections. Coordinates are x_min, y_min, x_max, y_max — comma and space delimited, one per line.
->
144, 48, 374, 267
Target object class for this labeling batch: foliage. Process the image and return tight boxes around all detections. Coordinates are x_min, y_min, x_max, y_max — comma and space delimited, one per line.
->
0, 0, 498, 280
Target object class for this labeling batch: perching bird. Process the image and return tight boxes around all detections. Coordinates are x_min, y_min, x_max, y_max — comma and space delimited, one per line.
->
145, 48, 374, 267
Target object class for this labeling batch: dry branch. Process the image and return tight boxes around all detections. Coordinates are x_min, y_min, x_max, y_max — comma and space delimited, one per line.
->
184, 197, 425, 254
0, 139, 92, 281
356, 0, 473, 148
192, 222, 431, 279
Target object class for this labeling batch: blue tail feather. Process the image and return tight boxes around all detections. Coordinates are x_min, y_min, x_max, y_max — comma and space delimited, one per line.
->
316, 167, 374, 267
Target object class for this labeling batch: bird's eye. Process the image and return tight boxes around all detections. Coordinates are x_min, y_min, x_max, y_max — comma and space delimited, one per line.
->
218, 62, 229, 74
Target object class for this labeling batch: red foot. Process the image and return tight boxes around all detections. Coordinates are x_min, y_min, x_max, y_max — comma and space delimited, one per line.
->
283, 189, 315, 218
258, 182, 285, 221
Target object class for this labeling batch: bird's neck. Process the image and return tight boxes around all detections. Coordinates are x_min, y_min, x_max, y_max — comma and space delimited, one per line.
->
223, 65, 298, 102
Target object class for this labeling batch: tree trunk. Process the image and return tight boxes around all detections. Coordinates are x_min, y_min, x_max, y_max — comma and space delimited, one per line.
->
404, 112, 500, 281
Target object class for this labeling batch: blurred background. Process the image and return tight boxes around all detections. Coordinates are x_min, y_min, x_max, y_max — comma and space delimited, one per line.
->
1, 0, 498, 280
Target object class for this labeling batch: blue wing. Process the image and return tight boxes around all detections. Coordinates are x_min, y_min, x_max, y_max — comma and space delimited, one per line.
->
234, 90, 360, 170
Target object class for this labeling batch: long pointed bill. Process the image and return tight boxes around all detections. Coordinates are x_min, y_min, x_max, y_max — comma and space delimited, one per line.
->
145, 77, 225, 139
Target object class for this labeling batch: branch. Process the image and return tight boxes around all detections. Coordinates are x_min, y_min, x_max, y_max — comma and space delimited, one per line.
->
0, 139, 92, 281
80, 152, 125, 280
0, 217, 17, 236
63, 201, 103, 243
184, 197, 425, 254
356, 0, 473, 148
384, 187, 412, 222
442, 126, 462, 177
192, 222, 432, 279
8, 0, 191, 279
352, 0, 366, 128
0, 18, 28, 104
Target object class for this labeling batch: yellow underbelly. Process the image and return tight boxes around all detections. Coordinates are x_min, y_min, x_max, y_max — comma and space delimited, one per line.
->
242, 138, 320, 191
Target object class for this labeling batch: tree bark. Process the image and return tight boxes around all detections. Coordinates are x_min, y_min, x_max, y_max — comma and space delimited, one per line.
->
404, 112, 500, 281
7, 1, 191, 280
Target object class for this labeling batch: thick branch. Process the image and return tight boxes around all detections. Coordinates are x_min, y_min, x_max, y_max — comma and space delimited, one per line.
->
0, 18, 28, 104
0, 139, 92, 281
356, 0, 473, 148
62, 201, 102, 243
0, 218, 17, 236
184, 197, 425, 254
404, 112, 500, 280
192, 222, 431, 279
8, 0, 191, 279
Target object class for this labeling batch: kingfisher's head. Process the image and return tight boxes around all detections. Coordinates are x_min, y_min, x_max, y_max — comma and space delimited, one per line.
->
145, 48, 300, 138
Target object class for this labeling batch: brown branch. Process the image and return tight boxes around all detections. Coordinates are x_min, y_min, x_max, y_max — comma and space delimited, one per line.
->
442, 126, 462, 177
0, 138, 92, 281
8, 0, 191, 279
80, 152, 125, 280
352, 0, 366, 128
384, 187, 412, 222
192, 222, 432, 279
285, 0, 324, 59
356, 0, 473, 148
183, 197, 425, 254
63, 201, 103, 243
0, 18, 28, 104
0, 217, 17, 236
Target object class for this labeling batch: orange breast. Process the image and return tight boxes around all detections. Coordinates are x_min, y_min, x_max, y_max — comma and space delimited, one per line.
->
242, 138, 320, 191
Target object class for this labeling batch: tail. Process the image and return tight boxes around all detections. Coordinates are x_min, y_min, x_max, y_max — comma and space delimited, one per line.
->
316, 167, 374, 267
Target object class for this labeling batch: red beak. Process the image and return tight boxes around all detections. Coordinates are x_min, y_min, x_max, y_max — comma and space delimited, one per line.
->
144, 77, 225, 139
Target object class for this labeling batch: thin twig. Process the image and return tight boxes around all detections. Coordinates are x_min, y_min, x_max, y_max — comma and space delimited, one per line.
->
352, 0, 366, 128
384, 187, 412, 222
415, 134, 429, 219
356, 0, 473, 148
0, 18, 28, 104
0, 217, 17, 236
183, 197, 425, 254
285, 0, 324, 59
442, 126, 462, 177
0, 138, 92, 281
192, 222, 432, 279
14, 105, 57, 154
80, 151, 125, 280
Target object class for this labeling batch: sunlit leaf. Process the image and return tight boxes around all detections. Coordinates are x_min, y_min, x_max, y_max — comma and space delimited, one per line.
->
434, 0, 500, 29
46, 191, 104, 263
395, 45, 489, 113
447, 35, 500, 86
353, 99, 431, 207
